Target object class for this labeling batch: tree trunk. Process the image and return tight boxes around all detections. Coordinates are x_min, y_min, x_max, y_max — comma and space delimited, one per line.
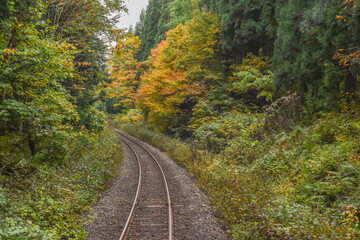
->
28, 139, 36, 155
345, 71, 357, 94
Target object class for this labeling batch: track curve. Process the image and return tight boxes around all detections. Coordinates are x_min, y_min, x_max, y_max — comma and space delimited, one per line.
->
114, 129, 173, 240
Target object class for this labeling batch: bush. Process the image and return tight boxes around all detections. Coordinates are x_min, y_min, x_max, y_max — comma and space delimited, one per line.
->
263, 92, 301, 131
193, 111, 258, 153
0, 129, 123, 239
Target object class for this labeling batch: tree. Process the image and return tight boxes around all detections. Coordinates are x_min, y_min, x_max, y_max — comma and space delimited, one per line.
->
45, 0, 127, 126
135, 0, 172, 61
167, 0, 193, 29
200, 0, 276, 61
135, 8, 145, 36
107, 33, 141, 109
0, 0, 9, 19
230, 53, 274, 106
0, 0, 127, 157
333, 0, 360, 94
0, 2, 78, 156
136, 11, 221, 134
273, 0, 360, 106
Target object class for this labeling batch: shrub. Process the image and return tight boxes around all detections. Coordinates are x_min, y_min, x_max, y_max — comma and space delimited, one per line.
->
263, 92, 301, 131
0, 129, 123, 239
193, 111, 258, 153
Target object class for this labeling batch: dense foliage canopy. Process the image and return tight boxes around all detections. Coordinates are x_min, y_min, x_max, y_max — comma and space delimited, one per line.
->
134, 0, 172, 61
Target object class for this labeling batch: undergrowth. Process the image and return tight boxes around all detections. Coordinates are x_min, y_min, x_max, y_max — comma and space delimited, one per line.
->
110, 108, 360, 239
0, 128, 123, 239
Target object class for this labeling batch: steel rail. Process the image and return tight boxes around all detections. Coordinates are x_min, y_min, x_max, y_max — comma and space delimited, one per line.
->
118, 137, 142, 240
115, 130, 173, 240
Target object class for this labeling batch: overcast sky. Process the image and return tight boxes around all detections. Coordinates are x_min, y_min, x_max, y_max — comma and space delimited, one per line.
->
116, 0, 149, 30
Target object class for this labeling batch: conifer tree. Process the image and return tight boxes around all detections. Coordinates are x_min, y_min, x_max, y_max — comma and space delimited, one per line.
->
200, 0, 276, 61
0, 0, 9, 19
135, 9, 145, 36
135, 0, 172, 61
167, 0, 193, 29
273, 0, 360, 105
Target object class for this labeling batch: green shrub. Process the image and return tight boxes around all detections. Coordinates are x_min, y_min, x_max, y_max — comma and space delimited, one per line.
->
193, 111, 259, 153
0, 129, 123, 239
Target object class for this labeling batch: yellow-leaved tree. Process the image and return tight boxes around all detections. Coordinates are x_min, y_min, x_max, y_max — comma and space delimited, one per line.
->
136, 10, 221, 132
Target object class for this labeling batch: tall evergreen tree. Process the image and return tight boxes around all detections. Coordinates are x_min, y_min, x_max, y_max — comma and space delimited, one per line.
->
135, 8, 145, 36
200, 0, 276, 61
167, 0, 193, 29
273, 0, 360, 104
135, 0, 172, 61
0, 0, 9, 19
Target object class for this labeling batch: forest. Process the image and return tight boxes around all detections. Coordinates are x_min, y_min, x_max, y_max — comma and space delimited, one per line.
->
1, 0, 360, 239
0, 0, 125, 238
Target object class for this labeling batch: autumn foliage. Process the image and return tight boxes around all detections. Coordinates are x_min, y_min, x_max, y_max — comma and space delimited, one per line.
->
107, 33, 141, 109
135, 11, 220, 132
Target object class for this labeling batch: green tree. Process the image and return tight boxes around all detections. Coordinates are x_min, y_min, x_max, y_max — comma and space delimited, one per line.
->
135, 8, 145, 36
0, 0, 9, 19
0, 0, 126, 156
200, 0, 276, 60
167, 0, 193, 29
135, 0, 172, 61
45, 0, 126, 129
0, 2, 78, 156
273, 0, 360, 107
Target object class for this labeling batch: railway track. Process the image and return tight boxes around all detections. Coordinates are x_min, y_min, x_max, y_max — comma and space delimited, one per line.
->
114, 130, 173, 240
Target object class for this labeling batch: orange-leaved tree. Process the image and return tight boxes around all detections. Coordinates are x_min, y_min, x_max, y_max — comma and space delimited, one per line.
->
136, 11, 221, 133
107, 32, 141, 109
